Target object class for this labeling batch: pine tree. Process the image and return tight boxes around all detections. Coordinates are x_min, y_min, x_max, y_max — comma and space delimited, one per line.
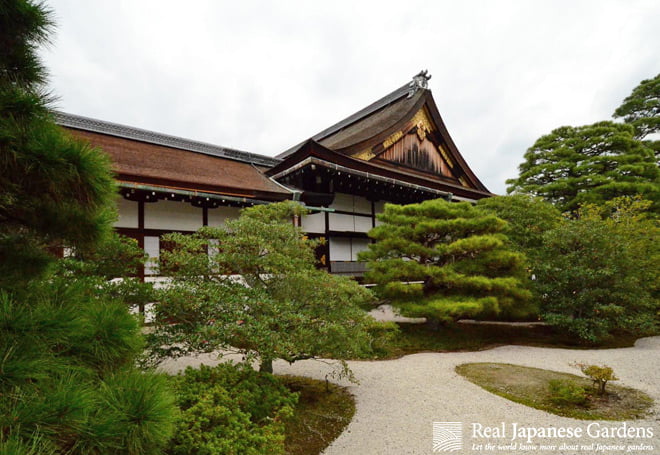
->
1, 1, 176, 453
506, 121, 659, 214
360, 199, 534, 324
613, 73, 659, 140
149, 201, 383, 374
1, 0, 116, 289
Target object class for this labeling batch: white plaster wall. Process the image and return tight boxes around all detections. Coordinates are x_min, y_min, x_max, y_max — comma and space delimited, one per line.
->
351, 238, 371, 261
330, 193, 354, 211
144, 236, 159, 275
114, 197, 139, 228
328, 213, 354, 231
354, 195, 372, 215
144, 200, 203, 231
329, 237, 371, 261
329, 237, 352, 261
207, 206, 240, 227
301, 212, 325, 233
354, 215, 373, 233
330, 193, 372, 215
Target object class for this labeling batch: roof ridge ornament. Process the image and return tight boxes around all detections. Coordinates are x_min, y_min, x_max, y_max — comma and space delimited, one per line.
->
407, 70, 431, 98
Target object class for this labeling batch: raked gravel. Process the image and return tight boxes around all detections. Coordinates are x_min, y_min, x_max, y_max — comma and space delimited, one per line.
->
159, 336, 660, 455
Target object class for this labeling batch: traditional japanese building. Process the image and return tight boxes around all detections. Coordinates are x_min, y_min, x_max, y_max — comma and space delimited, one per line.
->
57, 72, 492, 276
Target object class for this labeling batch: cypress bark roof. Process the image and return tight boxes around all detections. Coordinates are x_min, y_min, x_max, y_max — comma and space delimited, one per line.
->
60, 120, 290, 200
274, 78, 491, 198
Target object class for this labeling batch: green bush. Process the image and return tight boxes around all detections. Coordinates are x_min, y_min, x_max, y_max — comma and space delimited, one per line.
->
168, 363, 298, 455
548, 380, 588, 406
535, 198, 659, 342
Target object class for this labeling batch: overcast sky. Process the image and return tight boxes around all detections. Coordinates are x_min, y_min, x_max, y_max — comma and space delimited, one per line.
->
41, 0, 659, 194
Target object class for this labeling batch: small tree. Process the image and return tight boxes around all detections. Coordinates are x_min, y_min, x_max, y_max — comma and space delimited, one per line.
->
360, 199, 534, 324
572, 363, 619, 396
149, 201, 387, 373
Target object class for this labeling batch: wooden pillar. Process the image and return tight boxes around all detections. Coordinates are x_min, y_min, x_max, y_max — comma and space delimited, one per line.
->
325, 210, 331, 273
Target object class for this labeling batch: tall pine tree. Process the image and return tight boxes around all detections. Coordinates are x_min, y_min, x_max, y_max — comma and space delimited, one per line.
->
506, 121, 659, 214
360, 199, 534, 324
1, 2, 176, 453
613, 73, 659, 140
0, 0, 116, 288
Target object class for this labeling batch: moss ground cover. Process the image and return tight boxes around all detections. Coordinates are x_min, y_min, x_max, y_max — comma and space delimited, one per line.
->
282, 376, 356, 455
455, 363, 653, 420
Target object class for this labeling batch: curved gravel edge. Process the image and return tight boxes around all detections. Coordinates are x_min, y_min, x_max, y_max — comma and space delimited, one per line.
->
159, 336, 660, 455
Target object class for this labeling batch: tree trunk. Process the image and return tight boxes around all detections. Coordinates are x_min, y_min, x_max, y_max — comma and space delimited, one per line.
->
259, 358, 273, 374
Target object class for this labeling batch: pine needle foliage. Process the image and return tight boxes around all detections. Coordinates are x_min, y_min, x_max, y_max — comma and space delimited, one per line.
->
149, 201, 389, 373
1, 2, 176, 452
0, 0, 116, 289
613, 73, 660, 140
360, 198, 534, 324
506, 121, 659, 214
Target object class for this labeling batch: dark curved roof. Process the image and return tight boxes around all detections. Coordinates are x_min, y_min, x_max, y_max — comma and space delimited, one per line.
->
320, 90, 424, 150
276, 79, 490, 195
277, 82, 412, 159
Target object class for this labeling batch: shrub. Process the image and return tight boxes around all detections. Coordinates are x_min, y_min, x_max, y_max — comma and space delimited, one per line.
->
548, 380, 588, 406
168, 363, 298, 455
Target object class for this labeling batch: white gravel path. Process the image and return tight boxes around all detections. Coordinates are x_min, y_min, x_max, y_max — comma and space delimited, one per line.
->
159, 336, 660, 455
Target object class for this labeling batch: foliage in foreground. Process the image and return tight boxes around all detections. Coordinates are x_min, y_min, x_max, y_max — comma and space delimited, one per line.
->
360, 198, 534, 324
0, 281, 176, 455
167, 363, 297, 455
1, 1, 176, 453
149, 201, 389, 373
456, 363, 653, 421
0, 0, 116, 290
